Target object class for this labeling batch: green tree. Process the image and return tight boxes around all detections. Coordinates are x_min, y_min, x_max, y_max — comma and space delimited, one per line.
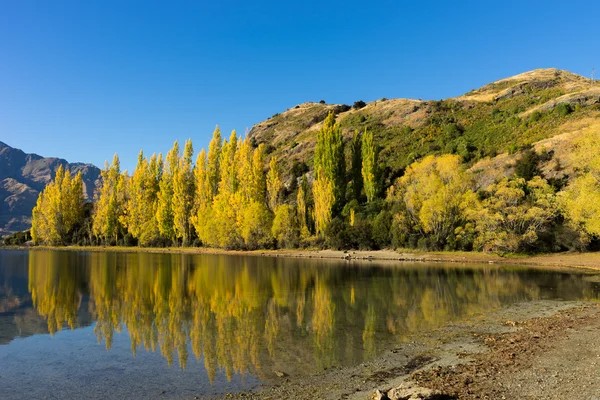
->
313, 112, 345, 235
350, 130, 363, 201
361, 128, 379, 202
296, 175, 311, 238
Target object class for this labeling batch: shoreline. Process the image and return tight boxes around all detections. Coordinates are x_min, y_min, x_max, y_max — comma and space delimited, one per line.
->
2, 245, 600, 271
215, 301, 600, 400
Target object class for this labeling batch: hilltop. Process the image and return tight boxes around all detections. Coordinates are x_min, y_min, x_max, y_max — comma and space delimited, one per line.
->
248, 68, 600, 188
0, 141, 100, 235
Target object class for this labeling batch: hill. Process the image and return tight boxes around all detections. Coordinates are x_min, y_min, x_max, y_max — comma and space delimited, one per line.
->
248, 68, 600, 188
0, 141, 100, 235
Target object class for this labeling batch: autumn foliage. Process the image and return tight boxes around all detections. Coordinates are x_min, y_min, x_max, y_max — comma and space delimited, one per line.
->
30, 112, 600, 254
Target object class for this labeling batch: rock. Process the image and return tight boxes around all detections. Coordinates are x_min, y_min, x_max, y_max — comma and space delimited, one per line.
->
374, 389, 391, 400
386, 382, 443, 400
274, 370, 288, 378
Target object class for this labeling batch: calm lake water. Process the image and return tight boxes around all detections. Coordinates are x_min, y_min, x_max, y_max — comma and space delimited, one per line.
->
0, 249, 599, 399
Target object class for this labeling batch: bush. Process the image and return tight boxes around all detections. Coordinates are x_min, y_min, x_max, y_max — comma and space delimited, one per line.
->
325, 216, 374, 250
2, 230, 31, 246
334, 104, 351, 114
529, 111, 543, 123
353, 100, 367, 110
444, 123, 463, 139
555, 103, 573, 117
291, 161, 309, 177
319, 100, 326, 104
325, 217, 349, 250
372, 211, 392, 248
118, 233, 138, 247
514, 149, 540, 180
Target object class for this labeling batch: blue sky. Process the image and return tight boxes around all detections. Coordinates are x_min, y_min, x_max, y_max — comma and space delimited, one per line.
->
1, 0, 598, 171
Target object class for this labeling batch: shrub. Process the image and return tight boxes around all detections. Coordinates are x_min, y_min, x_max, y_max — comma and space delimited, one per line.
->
334, 104, 351, 114
319, 100, 326, 104
353, 100, 367, 110
444, 123, 463, 139
514, 149, 540, 180
555, 103, 573, 117
529, 111, 543, 122
291, 161, 309, 177
2, 230, 31, 246
372, 211, 392, 248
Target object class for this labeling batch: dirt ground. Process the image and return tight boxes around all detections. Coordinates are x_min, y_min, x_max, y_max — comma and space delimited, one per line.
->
213, 301, 600, 400
411, 304, 600, 400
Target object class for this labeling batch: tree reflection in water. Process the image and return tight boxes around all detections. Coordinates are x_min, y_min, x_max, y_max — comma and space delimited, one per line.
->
27, 250, 599, 383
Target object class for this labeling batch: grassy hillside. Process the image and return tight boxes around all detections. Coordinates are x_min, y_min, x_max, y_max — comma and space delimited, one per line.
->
248, 68, 600, 188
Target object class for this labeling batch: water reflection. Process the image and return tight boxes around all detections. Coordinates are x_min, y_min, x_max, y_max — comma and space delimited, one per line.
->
20, 250, 600, 382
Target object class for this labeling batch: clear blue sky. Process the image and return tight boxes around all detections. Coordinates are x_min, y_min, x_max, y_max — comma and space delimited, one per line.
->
1, 0, 598, 171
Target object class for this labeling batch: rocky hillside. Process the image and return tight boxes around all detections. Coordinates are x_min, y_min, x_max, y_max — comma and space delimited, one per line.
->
248, 68, 600, 188
0, 141, 100, 235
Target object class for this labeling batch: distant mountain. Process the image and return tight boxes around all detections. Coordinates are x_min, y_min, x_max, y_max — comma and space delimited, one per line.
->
0, 141, 101, 235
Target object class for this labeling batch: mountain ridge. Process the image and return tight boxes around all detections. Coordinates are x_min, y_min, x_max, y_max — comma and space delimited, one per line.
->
0, 141, 101, 235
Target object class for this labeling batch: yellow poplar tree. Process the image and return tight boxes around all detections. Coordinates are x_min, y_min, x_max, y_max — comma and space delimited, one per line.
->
191, 148, 209, 243
266, 156, 283, 211
250, 144, 266, 202
212, 132, 242, 248
93, 155, 125, 244
173, 139, 194, 245
207, 126, 222, 198
156, 141, 180, 243
313, 174, 335, 236
312, 112, 345, 235
296, 175, 311, 238
124, 151, 161, 246
31, 165, 85, 245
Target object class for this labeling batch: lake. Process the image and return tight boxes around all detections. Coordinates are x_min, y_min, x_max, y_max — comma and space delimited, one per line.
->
0, 249, 598, 399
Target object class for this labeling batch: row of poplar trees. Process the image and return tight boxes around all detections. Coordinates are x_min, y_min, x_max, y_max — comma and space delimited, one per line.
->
30, 110, 600, 253
31, 112, 378, 249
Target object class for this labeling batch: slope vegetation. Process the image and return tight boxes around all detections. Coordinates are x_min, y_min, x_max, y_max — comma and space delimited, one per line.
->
249, 68, 600, 187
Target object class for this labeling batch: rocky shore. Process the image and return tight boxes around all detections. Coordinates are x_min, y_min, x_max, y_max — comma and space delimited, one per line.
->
216, 301, 600, 400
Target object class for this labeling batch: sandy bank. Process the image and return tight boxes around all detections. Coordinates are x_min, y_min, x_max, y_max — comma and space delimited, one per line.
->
5, 245, 600, 271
